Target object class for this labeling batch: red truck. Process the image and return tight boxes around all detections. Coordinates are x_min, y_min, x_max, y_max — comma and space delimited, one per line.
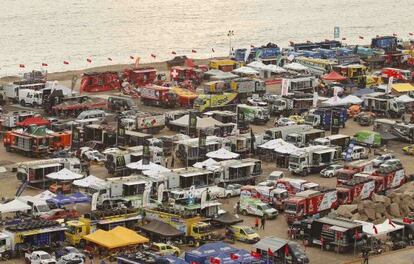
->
240, 185, 289, 211
170, 66, 204, 85
336, 178, 376, 205
80, 72, 121, 92
123, 67, 157, 87
284, 189, 338, 224
353, 169, 406, 194
275, 178, 319, 195
337, 160, 374, 184
381, 68, 411, 82
140, 85, 178, 108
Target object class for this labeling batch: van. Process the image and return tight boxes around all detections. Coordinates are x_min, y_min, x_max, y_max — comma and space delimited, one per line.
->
342, 146, 368, 161
77, 109, 106, 120
226, 225, 260, 244
267, 171, 284, 181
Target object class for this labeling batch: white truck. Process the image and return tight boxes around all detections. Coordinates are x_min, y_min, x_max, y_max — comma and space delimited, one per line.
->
169, 186, 226, 201
313, 134, 351, 152
265, 124, 312, 140
25, 251, 56, 264
288, 145, 338, 175
239, 195, 278, 219
285, 128, 325, 147
237, 104, 270, 124
363, 92, 405, 118
17, 89, 43, 107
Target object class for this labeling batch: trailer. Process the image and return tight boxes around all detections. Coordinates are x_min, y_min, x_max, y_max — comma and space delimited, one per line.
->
336, 178, 376, 205
313, 134, 351, 152
267, 92, 314, 116
373, 119, 414, 143
240, 185, 289, 211
363, 92, 405, 118
123, 113, 166, 134
237, 104, 270, 124
288, 146, 339, 175
80, 72, 121, 92
285, 128, 325, 147
304, 108, 348, 130
284, 189, 338, 224
265, 124, 312, 140
123, 67, 157, 87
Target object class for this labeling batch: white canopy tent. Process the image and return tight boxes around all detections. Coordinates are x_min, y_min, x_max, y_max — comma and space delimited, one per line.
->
193, 158, 219, 169
263, 64, 287, 74
46, 168, 84, 181
396, 94, 414, 103
0, 199, 31, 214
355, 219, 404, 237
283, 62, 309, 71
321, 96, 347, 106
73, 175, 105, 188
127, 160, 170, 173
259, 138, 299, 154
232, 66, 259, 75
206, 148, 240, 160
247, 61, 267, 70
342, 95, 363, 105
169, 115, 223, 129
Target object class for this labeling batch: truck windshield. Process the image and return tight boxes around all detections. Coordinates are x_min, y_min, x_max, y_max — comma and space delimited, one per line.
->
304, 115, 314, 123
337, 172, 351, 181
244, 227, 256, 235
285, 203, 297, 213
289, 156, 303, 164
259, 204, 271, 210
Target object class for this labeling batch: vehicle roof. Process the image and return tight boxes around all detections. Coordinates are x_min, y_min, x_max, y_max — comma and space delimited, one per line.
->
316, 217, 362, 229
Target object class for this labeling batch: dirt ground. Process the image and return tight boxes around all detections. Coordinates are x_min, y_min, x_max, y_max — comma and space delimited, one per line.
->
1, 71, 414, 263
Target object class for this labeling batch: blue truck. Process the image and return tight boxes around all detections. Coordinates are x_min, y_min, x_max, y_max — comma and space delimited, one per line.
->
304, 108, 348, 130
233, 46, 280, 62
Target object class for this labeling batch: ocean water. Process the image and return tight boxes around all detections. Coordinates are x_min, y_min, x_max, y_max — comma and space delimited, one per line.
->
1, 0, 413, 75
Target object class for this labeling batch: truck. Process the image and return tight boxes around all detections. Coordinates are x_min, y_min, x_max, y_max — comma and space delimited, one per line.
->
353, 130, 382, 147
265, 124, 312, 140
18, 89, 43, 107
122, 113, 166, 134
24, 251, 56, 264
381, 67, 411, 82
123, 67, 157, 87
211, 158, 262, 186
170, 66, 204, 86
313, 134, 351, 152
283, 76, 317, 93
336, 160, 374, 184
0, 220, 66, 260
373, 119, 414, 143
239, 195, 278, 219
65, 209, 142, 246
300, 217, 364, 252
240, 185, 289, 211
288, 146, 339, 175
3, 80, 46, 102
267, 92, 314, 116
284, 189, 338, 224
15, 158, 84, 187
371, 36, 398, 54
144, 207, 216, 245
304, 108, 348, 130
230, 78, 266, 96
140, 85, 177, 108
169, 186, 226, 201
193, 93, 238, 112
336, 178, 376, 205
363, 92, 405, 118
237, 104, 270, 124
285, 128, 325, 147
1, 111, 37, 129
80, 72, 121, 92
275, 178, 319, 195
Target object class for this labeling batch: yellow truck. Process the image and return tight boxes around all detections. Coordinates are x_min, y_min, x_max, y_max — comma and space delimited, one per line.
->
208, 59, 237, 72
193, 92, 238, 112
144, 208, 215, 245
65, 210, 141, 247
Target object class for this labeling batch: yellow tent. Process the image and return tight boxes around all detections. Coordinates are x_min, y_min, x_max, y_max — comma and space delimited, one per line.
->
392, 83, 414, 93
83, 226, 149, 249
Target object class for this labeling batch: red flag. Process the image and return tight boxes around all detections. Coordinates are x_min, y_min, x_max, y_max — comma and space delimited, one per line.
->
86, 58, 92, 63
267, 248, 274, 257
359, 36, 364, 39
209, 257, 220, 264
151, 54, 156, 58
41, 63, 48, 67
211, 48, 215, 53
191, 49, 197, 53
171, 51, 177, 55
409, 32, 413, 36
130, 56, 134, 60
373, 224, 378, 235
63, 61, 69, 65
388, 219, 396, 228
230, 253, 239, 260
107, 57, 113, 61
284, 245, 289, 256
19, 64, 25, 68
342, 37, 347, 41
250, 251, 261, 259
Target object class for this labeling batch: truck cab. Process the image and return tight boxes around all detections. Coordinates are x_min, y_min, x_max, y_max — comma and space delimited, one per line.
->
65, 220, 89, 246
239, 197, 278, 219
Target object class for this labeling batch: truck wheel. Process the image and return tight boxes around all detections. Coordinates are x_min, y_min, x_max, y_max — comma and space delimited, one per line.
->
241, 210, 248, 216
3, 251, 10, 260
187, 237, 196, 247
226, 193, 231, 199
20, 100, 26, 106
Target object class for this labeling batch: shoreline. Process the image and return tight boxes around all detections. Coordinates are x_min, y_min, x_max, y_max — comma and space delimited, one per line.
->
0, 57, 227, 84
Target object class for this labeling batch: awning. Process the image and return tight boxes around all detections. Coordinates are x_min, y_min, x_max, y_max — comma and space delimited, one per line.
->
139, 219, 185, 237
254, 236, 287, 253
355, 219, 404, 237
83, 226, 149, 249
46, 168, 84, 181
322, 71, 347, 81
392, 83, 414, 93
229, 162, 255, 169
0, 199, 31, 213
206, 148, 240, 160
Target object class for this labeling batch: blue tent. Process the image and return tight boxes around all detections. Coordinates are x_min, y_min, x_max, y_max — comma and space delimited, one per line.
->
69, 192, 90, 203
184, 242, 237, 263
159, 255, 189, 264
215, 249, 262, 264
46, 194, 74, 206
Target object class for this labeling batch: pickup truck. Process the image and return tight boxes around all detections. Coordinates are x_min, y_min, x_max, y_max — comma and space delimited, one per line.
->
25, 251, 56, 264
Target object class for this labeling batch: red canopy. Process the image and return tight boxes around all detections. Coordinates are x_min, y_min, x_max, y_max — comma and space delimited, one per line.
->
16, 117, 50, 127
322, 71, 347, 81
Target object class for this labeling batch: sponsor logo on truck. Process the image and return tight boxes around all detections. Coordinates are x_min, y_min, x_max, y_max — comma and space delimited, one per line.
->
137, 115, 165, 129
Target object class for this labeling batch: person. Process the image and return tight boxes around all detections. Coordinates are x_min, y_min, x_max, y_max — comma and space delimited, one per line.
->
254, 217, 259, 230
361, 247, 369, 264
260, 215, 266, 230
235, 201, 240, 214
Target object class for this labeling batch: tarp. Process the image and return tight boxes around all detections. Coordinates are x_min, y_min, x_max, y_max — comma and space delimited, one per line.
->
212, 212, 243, 225
34, 190, 57, 201
126, 160, 170, 173
396, 94, 414, 103
392, 83, 414, 93
169, 115, 223, 129
73, 175, 104, 188
0, 199, 31, 213
185, 242, 237, 263
16, 117, 50, 127
46, 168, 84, 181
232, 67, 259, 75
342, 95, 363, 104
139, 219, 185, 237
215, 249, 258, 264
321, 96, 347, 106
83, 226, 149, 249
283, 62, 309, 71
69, 192, 91, 203
322, 71, 347, 81
247, 61, 267, 70
46, 194, 73, 206
355, 219, 404, 237
206, 148, 240, 160
193, 158, 218, 169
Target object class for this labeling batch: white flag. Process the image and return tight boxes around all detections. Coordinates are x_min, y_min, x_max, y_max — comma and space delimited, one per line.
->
281, 79, 289, 95
313, 92, 319, 108
387, 77, 394, 94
